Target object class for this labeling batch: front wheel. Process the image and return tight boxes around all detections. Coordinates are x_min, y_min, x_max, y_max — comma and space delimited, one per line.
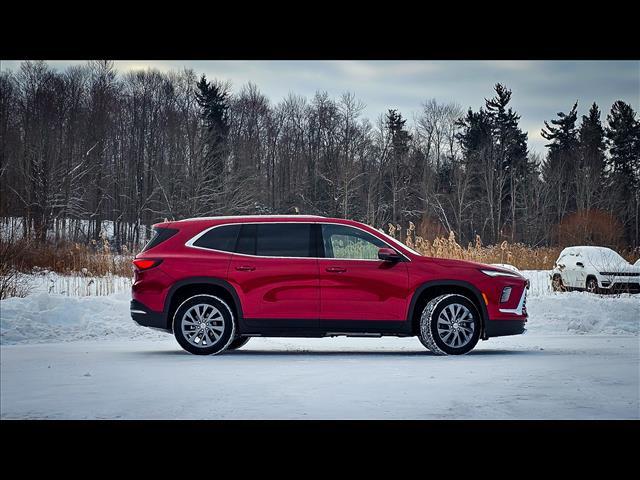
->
552, 274, 565, 292
586, 277, 599, 294
173, 294, 236, 355
227, 336, 251, 351
418, 294, 481, 355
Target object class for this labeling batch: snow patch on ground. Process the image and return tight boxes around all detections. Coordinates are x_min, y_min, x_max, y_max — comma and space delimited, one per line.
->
526, 291, 639, 335
0, 292, 165, 345
1, 336, 638, 419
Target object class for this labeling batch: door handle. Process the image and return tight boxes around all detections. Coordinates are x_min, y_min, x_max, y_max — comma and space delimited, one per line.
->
326, 266, 347, 273
235, 265, 256, 271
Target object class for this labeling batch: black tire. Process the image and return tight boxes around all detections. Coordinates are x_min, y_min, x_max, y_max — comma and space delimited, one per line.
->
418, 293, 481, 355
552, 274, 565, 292
173, 294, 236, 355
586, 277, 599, 294
227, 336, 251, 351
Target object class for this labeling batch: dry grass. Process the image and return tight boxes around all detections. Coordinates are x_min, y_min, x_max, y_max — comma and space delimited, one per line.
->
390, 222, 639, 270
0, 236, 134, 278
0, 240, 33, 299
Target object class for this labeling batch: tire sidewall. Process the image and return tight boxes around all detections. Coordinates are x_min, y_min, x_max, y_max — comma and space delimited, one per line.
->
426, 294, 481, 355
173, 294, 236, 355
227, 336, 251, 351
552, 274, 564, 291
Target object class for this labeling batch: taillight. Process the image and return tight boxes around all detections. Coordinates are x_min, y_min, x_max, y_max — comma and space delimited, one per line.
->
133, 258, 162, 270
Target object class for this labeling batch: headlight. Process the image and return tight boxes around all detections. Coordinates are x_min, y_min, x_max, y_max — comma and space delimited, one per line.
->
480, 269, 522, 278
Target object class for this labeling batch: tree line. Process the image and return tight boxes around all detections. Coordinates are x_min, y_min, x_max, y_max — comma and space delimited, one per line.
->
1, 60, 638, 251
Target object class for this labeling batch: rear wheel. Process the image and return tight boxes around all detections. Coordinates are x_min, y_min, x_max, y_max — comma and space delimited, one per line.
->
227, 336, 251, 351
418, 294, 481, 355
173, 294, 236, 355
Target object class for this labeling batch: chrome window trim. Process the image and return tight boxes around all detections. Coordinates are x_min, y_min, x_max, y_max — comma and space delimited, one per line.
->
184, 221, 411, 262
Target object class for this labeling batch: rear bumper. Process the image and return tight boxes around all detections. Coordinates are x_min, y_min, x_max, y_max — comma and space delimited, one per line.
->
130, 300, 171, 333
485, 319, 527, 338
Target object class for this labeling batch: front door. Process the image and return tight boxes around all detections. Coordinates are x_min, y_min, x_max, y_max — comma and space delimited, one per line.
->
318, 223, 409, 322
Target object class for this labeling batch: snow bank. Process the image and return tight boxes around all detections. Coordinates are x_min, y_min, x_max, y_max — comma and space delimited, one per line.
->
0, 292, 165, 345
1, 268, 638, 345
526, 291, 639, 335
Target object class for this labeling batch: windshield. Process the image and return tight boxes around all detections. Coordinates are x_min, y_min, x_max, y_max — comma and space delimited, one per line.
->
580, 248, 628, 266
377, 229, 423, 256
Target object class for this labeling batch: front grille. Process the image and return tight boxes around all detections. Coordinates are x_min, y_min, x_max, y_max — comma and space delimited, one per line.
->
599, 272, 639, 277
608, 283, 640, 293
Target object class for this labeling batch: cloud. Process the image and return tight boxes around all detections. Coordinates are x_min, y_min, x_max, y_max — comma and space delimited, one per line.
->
2, 60, 637, 157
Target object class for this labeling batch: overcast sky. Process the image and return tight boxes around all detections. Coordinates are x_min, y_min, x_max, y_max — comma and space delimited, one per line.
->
2, 60, 638, 155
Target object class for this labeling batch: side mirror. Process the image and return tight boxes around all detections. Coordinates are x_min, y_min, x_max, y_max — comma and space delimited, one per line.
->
576, 262, 584, 268
378, 247, 401, 262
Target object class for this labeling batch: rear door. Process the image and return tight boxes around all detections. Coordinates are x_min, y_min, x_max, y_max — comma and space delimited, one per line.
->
228, 222, 320, 326
318, 223, 409, 322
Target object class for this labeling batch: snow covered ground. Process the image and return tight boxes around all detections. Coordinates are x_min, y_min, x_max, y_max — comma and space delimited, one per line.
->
1, 336, 638, 419
1, 269, 639, 419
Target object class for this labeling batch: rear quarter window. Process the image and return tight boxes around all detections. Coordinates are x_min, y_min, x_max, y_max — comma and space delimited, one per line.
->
142, 227, 178, 252
192, 224, 241, 252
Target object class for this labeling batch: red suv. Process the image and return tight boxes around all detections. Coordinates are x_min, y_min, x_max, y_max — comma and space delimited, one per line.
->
131, 215, 528, 355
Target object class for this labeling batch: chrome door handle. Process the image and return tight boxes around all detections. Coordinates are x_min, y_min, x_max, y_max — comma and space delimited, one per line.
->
326, 266, 346, 273
235, 265, 255, 271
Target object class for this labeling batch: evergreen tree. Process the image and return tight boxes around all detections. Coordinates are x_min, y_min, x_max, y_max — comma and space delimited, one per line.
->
196, 74, 230, 177
455, 84, 530, 242
484, 84, 529, 240
194, 75, 230, 213
485, 84, 528, 173
541, 101, 579, 224
576, 102, 605, 211
605, 100, 640, 179
605, 100, 640, 245
385, 109, 412, 224
455, 107, 493, 239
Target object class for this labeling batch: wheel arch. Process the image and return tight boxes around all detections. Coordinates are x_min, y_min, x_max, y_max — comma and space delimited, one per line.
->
163, 277, 243, 332
585, 274, 599, 289
407, 280, 489, 339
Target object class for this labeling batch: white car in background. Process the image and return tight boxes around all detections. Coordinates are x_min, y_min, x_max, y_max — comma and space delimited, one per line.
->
551, 246, 640, 294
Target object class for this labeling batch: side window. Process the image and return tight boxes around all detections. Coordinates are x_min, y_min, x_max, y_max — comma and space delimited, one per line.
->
255, 223, 313, 257
321, 224, 386, 260
142, 227, 178, 252
236, 224, 257, 255
192, 224, 240, 252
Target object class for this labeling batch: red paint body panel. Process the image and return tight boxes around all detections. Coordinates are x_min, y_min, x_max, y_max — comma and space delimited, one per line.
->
228, 255, 320, 319
318, 259, 408, 320
131, 215, 528, 334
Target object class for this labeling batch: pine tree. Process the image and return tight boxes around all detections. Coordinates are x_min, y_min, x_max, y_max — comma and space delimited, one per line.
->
484, 84, 529, 240
455, 85, 529, 242
605, 100, 640, 245
194, 75, 230, 213
576, 102, 605, 211
385, 109, 412, 224
606, 100, 640, 179
485, 84, 528, 173
541, 101, 579, 224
